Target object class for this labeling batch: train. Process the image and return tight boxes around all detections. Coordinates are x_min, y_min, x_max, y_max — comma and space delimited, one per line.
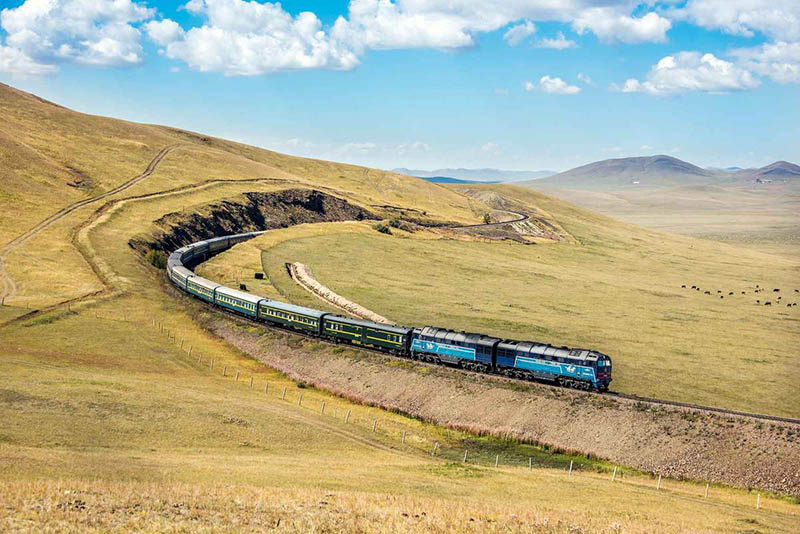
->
167, 232, 612, 391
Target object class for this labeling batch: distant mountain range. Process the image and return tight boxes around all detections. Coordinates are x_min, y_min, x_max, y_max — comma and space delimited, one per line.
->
527, 155, 800, 189
393, 167, 556, 182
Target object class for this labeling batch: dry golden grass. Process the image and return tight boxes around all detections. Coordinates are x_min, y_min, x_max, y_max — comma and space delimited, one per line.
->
235, 185, 800, 416
2, 83, 799, 530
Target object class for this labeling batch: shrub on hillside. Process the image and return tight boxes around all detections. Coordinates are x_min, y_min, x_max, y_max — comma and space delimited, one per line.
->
373, 223, 392, 235
146, 249, 167, 269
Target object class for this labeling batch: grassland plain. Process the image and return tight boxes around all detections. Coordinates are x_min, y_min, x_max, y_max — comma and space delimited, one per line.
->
2, 83, 799, 530
230, 185, 800, 418
526, 182, 800, 259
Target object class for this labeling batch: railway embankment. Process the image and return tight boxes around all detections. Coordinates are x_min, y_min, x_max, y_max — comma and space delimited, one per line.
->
207, 317, 800, 497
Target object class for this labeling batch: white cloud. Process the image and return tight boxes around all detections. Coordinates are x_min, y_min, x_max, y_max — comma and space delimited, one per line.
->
397, 141, 431, 155
577, 72, 593, 85
538, 75, 581, 94
145, 19, 185, 47
731, 41, 800, 83
0, 0, 154, 74
675, 0, 800, 42
143, 1, 679, 76
480, 141, 500, 153
147, 0, 359, 75
493, 87, 509, 95
535, 32, 577, 49
573, 9, 671, 44
620, 52, 760, 95
343, 141, 378, 152
0, 46, 56, 76
640, 144, 654, 150
523, 80, 535, 91
503, 20, 536, 46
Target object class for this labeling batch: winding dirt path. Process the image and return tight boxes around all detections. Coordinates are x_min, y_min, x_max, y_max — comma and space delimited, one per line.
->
0, 145, 178, 302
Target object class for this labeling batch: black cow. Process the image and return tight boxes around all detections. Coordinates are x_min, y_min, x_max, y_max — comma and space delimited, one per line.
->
765, 301, 772, 306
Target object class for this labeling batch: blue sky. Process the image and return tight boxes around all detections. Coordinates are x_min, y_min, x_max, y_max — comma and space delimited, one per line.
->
1, 1, 798, 172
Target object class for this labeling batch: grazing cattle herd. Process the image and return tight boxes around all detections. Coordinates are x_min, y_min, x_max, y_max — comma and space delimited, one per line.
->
680, 284, 798, 307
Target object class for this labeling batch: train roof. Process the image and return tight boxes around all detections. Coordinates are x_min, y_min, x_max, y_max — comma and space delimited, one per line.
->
325, 314, 410, 334
498, 339, 601, 361
186, 274, 219, 290
215, 285, 265, 305
418, 326, 501, 346
259, 299, 327, 319
171, 265, 193, 278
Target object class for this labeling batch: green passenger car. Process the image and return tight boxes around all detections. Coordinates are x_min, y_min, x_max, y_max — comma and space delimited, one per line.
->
322, 315, 411, 352
258, 300, 326, 333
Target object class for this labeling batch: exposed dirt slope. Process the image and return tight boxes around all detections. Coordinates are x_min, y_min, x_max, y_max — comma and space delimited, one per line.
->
211, 319, 800, 497
130, 189, 378, 254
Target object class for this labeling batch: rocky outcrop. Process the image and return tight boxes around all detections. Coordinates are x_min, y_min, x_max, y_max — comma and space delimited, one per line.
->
130, 189, 378, 254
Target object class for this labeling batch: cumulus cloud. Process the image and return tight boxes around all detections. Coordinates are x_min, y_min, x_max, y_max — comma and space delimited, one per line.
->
620, 52, 760, 95
145, 19, 185, 47
397, 141, 431, 155
144, 1, 676, 76
0, 0, 154, 75
577, 72, 593, 85
523, 80, 535, 91
147, 0, 358, 75
573, 9, 671, 44
0, 46, 56, 76
480, 142, 500, 153
535, 32, 577, 49
503, 20, 536, 46
675, 0, 800, 42
538, 75, 581, 94
730, 41, 800, 83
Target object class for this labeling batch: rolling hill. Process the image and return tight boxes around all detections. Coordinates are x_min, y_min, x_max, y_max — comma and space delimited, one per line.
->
394, 167, 555, 182
529, 155, 719, 189
1, 83, 799, 530
525, 155, 800, 255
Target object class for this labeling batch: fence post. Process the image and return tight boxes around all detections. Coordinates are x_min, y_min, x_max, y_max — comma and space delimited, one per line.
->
298, 393, 303, 406
569, 460, 573, 475
372, 420, 377, 433
612, 466, 617, 482
704, 483, 709, 499
463, 449, 468, 463
529, 458, 532, 471
249, 375, 253, 388
198, 354, 202, 365
321, 401, 326, 414
181, 338, 185, 350
282, 387, 287, 400
495, 454, 499, 468
264, 383, 269, 395
235, 371, 240, 382
223, 365, 227, 377
210, 359, 214, 371
345, 409, 351, 423
402, 431, 406, 445
188, 346, 193, 358
756, 494, 761, 510
657, 474, 662, 490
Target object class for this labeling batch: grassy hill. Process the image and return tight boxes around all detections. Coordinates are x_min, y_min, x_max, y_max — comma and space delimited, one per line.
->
202, 185, 800, 417
525, 155, 800, 258
2, 84, 799, 531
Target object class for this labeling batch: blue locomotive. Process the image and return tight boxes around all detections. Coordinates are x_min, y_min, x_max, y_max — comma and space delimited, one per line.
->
167, 232, 612, 392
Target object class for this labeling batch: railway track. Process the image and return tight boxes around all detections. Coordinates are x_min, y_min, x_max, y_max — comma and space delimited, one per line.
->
179, 270, 800, 427
450, 210, 529, 229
